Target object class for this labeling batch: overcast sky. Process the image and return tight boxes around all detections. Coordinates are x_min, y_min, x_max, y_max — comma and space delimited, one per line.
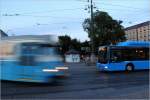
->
0, 0, 150, 41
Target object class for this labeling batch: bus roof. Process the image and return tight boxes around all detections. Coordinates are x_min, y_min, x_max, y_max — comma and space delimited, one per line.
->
116, 41, 150, 47
0, 35, 58, 45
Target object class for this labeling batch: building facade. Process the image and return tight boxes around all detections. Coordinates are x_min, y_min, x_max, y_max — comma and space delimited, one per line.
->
125, 21, 150, 41
65, 49, 80, 63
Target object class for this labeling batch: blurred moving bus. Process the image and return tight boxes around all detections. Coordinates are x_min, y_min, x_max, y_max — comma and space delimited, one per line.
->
96, 41, 150, 71
0, 35, 68, 83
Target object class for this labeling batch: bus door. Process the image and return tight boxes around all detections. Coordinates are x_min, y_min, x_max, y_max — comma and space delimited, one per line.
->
109, 48, 125, 71
19, 43, 38, 79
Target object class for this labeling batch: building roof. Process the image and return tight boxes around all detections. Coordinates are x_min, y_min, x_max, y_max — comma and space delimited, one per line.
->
0, 35, 58, 44
124, 21, 150, 31
0, 29, 8, 37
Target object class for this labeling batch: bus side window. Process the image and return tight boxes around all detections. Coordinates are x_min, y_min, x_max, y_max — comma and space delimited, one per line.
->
135, 48, 147, 60
122, 48, 135, 61
111, 50, 122, 62
123, 48, 148, 61
145, 48, 149, 60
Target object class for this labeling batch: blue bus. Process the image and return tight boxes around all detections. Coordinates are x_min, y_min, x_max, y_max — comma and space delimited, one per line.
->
96, 41, 150, 71
0, 36, 68, 83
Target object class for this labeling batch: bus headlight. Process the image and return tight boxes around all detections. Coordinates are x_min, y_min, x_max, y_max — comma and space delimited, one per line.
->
42, 69, 59, 72
104, 66, 108, 69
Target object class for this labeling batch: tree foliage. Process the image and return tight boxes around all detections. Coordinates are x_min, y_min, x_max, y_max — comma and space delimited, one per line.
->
70, 38, 81, 52
58, 35, 81, 53
83, 11, 126, 49
58, 35, 71, 53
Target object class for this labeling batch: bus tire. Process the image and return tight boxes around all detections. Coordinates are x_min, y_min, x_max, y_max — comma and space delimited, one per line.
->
126, 64, 134, 72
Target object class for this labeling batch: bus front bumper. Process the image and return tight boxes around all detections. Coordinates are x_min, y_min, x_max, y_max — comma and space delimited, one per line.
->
42, 66, 69, 77
97, 63, 110, 71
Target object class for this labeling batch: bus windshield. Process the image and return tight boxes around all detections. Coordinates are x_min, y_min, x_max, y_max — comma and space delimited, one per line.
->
98, 47, 108, 64
21, 43, 63, 55
20, 43, 64, 66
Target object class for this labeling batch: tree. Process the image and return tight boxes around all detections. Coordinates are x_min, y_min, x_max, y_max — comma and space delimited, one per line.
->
81, 40, 89, 47
58, 35, 81, 53
70, 38, 81, 52
83, 11, 126, 51
80, 40, 90, 55
58, 35, 71, 53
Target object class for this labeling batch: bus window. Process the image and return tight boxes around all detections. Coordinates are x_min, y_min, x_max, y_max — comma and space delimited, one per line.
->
20, 43, 39, 55
135, 49, 145, 60
98, 47, 108, 64
37, 47, 63, 55
145, 48, 149, 60
20, 43, 64, 66
121, 48, 148, 61
134, 48, 148, 60
121, 48, 135, 61
110, 49, 122, 62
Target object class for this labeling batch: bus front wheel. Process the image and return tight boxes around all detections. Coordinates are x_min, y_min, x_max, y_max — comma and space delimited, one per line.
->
126, 64, 134, 72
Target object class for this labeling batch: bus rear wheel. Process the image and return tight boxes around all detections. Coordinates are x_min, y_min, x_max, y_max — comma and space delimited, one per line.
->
126, 64, 134, 72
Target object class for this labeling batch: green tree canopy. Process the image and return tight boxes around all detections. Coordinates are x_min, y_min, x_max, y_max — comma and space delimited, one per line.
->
70, 38, 81, 52
58, 35, 71, 53
58, 35, 81, 53
83, 11, 126, 50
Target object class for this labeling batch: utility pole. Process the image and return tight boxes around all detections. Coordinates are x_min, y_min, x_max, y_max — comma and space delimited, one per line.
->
87, 0, 96, 64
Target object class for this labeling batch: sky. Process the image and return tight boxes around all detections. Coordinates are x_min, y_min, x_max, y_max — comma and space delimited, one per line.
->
0, 0, 150, 41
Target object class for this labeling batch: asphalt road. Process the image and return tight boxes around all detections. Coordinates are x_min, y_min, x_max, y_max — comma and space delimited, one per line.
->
1, 63, 149, 99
